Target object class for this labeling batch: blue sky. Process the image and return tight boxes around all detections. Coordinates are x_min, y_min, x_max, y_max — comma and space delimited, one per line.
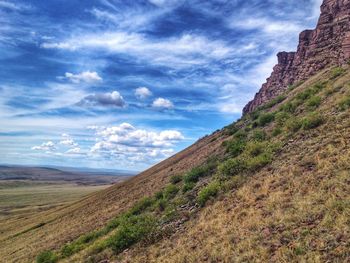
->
0, 0, 322, 171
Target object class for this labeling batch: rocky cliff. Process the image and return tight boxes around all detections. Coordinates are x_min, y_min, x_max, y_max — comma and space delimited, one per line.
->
243, 0, 350, 114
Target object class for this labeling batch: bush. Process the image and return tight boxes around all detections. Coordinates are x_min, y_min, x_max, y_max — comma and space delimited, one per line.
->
225, 138, 246, 157
338, 96, 350, 111
251, 129, 267, 141
280, 101, 297, 113
197, 181, 221, 206
246, 153, 273, 171
182, 182, 195, 192
258, 113, 275, 126
261, 95, 286, 109
108, 214, 157, 254
302, 113, 324, 130
170, 175, 182, 184
36, 251, 58, 263
295, 88, 315, 101
306, 96, 321, 109
233, 130, 248, 140
218, 158, 246, 177
285, 118, 303, 133
163, 185, 179, 200
330, 67, 345, 79
245, 141, 266, 157
130, 197, 154, 215
225, 124, 239, 136
275, 111, 290, 126
183, 165, 212, 184
272, 127, 283, 137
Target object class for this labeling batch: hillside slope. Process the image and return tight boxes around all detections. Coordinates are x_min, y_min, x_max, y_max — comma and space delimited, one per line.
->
8, 64, 348, 263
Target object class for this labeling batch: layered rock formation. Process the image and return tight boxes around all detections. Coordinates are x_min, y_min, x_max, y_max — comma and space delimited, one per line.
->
243, 0, 350, 114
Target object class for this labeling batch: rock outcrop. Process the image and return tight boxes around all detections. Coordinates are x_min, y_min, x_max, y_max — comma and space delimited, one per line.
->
243, 0, 350, 114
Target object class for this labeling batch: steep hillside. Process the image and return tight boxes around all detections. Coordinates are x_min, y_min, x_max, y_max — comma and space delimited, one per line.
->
16, 65, 349, 263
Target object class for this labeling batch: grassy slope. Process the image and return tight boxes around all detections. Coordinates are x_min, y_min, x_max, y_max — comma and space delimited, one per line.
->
120, 67, 350, 262
2, 66, 350, 263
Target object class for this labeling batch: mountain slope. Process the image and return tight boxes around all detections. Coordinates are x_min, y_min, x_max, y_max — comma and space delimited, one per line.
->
20, 64, 350, 263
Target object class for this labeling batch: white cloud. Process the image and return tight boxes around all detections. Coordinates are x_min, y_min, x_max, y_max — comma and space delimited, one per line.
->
66, 147, 81, 154
60, 71, 102, 84
59, 133, 78, 147
41, 32, 234, 68
135, 87, 152, 100
90, 123, 184, 163
0, 1, 30, 11
152, 98, 174, 109
31, 141, 56, 152
231, 17, 302, 35
79, 91, 126, 108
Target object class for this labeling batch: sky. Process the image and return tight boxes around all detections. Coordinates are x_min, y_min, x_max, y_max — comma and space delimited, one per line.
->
0, 0, 322, 171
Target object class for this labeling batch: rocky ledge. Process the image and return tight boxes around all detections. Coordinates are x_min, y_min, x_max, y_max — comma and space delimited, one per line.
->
243, 0, 350, 114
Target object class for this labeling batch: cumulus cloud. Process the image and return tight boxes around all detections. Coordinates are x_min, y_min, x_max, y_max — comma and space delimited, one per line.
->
90, 123, 184, 163
59, 71, 102, 84
31, 141, 56, 152
59, 133, 78, 147
135, 87, 152, 100
66, 147, 81, 154
152, 98, 174, 110
79, 91, 126, 108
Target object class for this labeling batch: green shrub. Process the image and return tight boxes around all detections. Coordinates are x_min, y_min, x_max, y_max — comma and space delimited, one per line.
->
280, 101, 297, 113
155, 191, 164, 200
108, 214, 157, 254
295, 88, 314, 101
225, 124, 239, 136
312, 82, 326, 92
233, 130, 248, 140
183, 164, 212, 184
155, 198, 167, 212
130, 197, 154, 215
182, 182, 196, 192
163, 185, 179, 200
197, 181, 221, 206
218, 158, 246, 177
261, 95, 286, 109
246, 153, 273, 171
285, 118, 303, 133
302, 113, 324, 130
258, 112, 275, 126
170, 175, 182, 184
225, 138, 246, 157
306, 96, 321, 109
251, 129, 267, 141
330, 67, 345, 79
275, 111, 291, 126
250, 110, 261, 120
245, 141, 266, 157
36, 251, 58, 263
272, 127, 283, 137
338, 96, 350, 111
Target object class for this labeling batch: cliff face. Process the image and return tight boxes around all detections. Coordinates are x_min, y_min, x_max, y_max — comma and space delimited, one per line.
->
243, 0, 350, 114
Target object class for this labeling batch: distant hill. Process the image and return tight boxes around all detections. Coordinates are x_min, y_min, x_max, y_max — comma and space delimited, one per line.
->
0, 165, 134, 185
